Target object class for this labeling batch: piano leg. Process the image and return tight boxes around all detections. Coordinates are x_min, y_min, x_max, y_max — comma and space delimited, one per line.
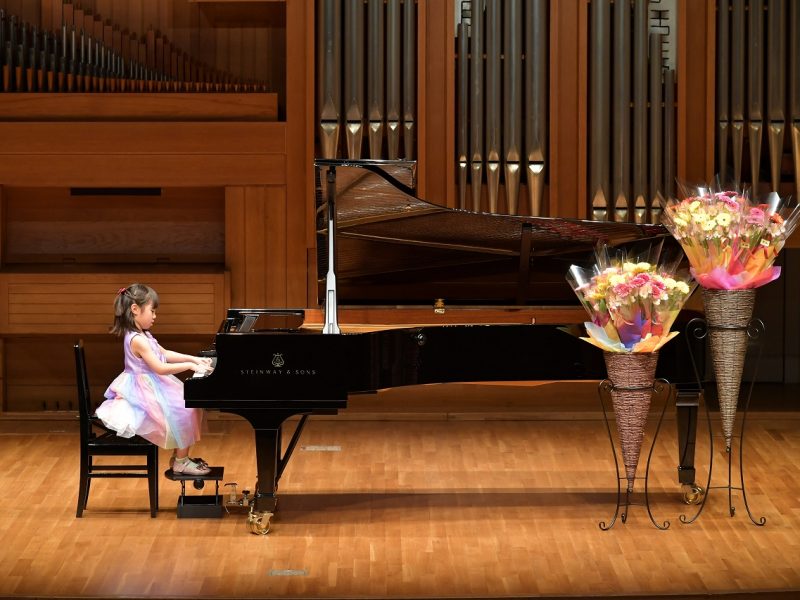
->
223, 409, 314, 534
676, 389, 703, 504
253, 427, 281, 514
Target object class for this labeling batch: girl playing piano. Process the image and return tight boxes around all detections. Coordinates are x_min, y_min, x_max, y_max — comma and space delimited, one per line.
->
95, 283, 213, 476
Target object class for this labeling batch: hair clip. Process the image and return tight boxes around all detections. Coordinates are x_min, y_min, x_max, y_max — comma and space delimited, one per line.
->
117, 287, 127, 296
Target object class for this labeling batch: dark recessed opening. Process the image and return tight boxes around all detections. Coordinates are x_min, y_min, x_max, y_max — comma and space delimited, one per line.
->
70, 188, 163, 197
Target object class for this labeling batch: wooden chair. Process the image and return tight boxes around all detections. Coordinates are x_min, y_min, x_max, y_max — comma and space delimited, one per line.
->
75, 340, 158, 518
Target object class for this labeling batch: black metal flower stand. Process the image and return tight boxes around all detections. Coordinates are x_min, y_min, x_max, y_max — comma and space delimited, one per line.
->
680, 317, 767, 526
597, 377, 674, 530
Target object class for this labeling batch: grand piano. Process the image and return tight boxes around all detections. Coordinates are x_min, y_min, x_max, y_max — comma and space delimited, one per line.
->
185, 159, 703, 533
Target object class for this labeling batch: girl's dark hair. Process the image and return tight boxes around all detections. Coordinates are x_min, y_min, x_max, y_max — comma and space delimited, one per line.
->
110, 283, 160, 336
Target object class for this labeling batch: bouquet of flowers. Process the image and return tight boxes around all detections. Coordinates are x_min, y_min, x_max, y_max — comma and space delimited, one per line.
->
566, 243, 696, 353
662, 184, 799, 452
661, 186, 800, 289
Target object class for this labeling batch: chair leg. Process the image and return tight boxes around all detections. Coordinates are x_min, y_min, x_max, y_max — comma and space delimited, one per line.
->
84, 456, 93, 507
77, 453, 89, 518
148, 449, 158, 518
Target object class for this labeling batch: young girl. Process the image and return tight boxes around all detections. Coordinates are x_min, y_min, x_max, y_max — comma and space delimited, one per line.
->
95, 283, 212, 476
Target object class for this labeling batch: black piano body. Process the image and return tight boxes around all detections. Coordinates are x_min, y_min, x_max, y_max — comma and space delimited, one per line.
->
185, 160, 704, 518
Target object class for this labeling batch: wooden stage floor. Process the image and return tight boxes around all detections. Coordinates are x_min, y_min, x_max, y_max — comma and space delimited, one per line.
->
1, 384, 799, 599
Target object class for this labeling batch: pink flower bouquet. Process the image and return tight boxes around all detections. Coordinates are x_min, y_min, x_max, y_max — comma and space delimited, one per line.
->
567, 244, 696, 353
661, 186, 800, 289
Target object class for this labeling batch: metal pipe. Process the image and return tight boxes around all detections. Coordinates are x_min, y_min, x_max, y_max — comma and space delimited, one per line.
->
664, 69, 676, 201
317, 0, 341, 159
649, 33, 663, 218
589, 0, 611, 220
633, 0, 649, 223
749, 0, 764, 191
767, 0, 786, 192
717, 0, 730, 186
504, 0, 522, 215
485, 0, 501, 213
402, 0, 416, 159
525, 0, 548, 217
470, 0, 485, 212
386, 0, 401, 159
344, 0, 364, 159
457, 19, 469, 210
612, 0, 631, 222
368, 0, 385, 159
791, 0, 800, 198
730, 0, 745, 187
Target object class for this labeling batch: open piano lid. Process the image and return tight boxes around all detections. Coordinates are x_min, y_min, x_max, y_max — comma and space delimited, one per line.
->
315, 159, 670, 306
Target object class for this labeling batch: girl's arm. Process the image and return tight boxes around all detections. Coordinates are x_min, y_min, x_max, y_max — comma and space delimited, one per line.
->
132, 336, 207, 376
160, 346, 212, 367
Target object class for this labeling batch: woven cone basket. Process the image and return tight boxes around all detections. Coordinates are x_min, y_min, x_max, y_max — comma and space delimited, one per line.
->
603, 351, 659, 492
702, 288, 756, 449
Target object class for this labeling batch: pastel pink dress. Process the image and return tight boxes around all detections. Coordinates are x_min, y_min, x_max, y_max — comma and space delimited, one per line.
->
95, 330, 205, 449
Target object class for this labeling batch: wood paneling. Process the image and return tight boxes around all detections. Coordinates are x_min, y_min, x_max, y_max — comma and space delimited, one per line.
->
0, 272, 228, 335
0, 94, 278, 121
0, 339, 4, 412
0, 154, 285, 187
225, 185, 288, 308
678, 0, 715, 183
0, 185, 5, 267
4, 187, 224, 263
417, 1, 455, 208
549, 0, 587, 219
0, 120, 287, 187
0, 122, 286, 155
286, 0, 314, 307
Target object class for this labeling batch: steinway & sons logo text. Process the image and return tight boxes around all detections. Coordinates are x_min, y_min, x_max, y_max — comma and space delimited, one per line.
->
240, 353, 317, 377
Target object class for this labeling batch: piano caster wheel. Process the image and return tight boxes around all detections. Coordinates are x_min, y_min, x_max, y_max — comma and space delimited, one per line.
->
248, 511, 273, 535
682, 484, 704, 505
193, 479, 205, 490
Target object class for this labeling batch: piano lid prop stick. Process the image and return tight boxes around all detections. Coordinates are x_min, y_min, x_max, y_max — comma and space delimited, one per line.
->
323, 167, 341, 334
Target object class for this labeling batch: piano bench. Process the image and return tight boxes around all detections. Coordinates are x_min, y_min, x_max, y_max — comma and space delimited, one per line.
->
164, 466, 224, 518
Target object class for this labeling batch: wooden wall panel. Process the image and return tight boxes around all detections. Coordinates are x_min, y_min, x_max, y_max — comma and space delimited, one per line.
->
678, 0, 715, 183
0, 185, 4, 267
244, 187, 266, 304
224, 186, 246, 308
225, 185, 288, 309
3, 187, 224, 263
418, 1, 455, 208
0, 339, 4, 412
549, 0, 587, 219
0, 94, 278, 120
0, 121, 287, 186
0, 155, 286, 188
265, 186, 288, 307
286, 0, 314, 307
0, 122, 285, 154
0, 273, 227, 335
